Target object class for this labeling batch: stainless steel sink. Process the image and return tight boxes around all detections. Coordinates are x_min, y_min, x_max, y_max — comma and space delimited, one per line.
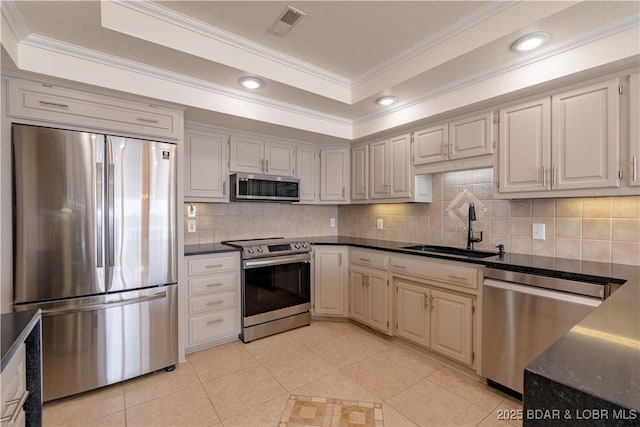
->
400, 244, 499, 258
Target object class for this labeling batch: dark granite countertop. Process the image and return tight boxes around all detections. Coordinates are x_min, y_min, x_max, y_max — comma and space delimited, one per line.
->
1, 309, 41, 371
184, 242, 241, 256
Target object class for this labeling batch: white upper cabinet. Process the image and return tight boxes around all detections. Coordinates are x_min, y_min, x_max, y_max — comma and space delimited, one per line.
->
320, 148, 349, 202
413, 112, 494, 166
296, 146, 320, 202
369, 134, 411, 200
498, 97, 551, 194
184, 127, 228, 201
497, 77, 623, 197
413, 124, 448, 165
629, 73, 640, 187
351, 144, 368, 201
552, 79, 619, 190
229, 136, 295, 176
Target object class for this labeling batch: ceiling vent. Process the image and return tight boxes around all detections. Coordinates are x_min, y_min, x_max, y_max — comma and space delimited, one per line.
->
268, 6, 305, 38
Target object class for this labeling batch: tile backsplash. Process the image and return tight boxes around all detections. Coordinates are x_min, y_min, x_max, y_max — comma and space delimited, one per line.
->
183, 168, 639, 266
338, 168, 640, 266
184, 202, 338, 245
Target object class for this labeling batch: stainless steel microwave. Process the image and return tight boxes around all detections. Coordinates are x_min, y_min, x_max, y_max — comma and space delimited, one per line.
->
230, 173, 300, 202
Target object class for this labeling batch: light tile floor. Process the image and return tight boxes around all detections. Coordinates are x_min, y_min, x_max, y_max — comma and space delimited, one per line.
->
43, 320, 523, 427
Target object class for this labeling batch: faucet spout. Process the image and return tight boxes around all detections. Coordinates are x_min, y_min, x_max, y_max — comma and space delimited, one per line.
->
467, 203, 483, 250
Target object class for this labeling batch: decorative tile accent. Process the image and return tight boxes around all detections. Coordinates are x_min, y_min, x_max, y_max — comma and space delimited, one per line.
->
445, 188, 488, 231
279, 395, 383, 427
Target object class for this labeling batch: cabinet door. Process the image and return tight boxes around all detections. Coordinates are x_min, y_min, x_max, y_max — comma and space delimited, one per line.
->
366, 270, 390, 334
320, 148, 349, 201
388, 134, 411, 198
349, 267, 367, 323
396, 280, 430, 347
498, 98, 551, 193
430, 290, 473, 365
351, 145, 368, 201
413, 124, 448, 165
265, 142, 295, 176
184, 131, 227, 200
629, 73, 639, 187
449, 112, 494, 159
229, 136, 264, 174
296, 147, 319, 202
369, 140, 388, 199
313, 248, 346, 316
552, 79, 620, 190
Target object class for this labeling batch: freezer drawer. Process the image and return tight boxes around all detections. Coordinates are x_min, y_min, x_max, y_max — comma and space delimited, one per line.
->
38, 285, 178, 401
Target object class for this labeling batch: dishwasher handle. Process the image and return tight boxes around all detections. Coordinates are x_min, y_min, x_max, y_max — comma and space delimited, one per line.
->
483, 279, 601, 308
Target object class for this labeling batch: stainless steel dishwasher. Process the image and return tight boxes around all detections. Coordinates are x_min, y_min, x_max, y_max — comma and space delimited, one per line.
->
481, 268, 617, 395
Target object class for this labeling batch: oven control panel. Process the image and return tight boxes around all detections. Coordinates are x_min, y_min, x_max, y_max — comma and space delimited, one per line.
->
243, 240, 310, 259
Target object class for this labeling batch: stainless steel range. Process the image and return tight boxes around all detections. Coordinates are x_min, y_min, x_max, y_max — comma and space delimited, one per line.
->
222, 237, 311, 342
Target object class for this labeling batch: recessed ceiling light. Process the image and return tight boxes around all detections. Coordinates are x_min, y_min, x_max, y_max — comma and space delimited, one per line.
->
376, 96, 397, 106
238, 76, 264, 90
511, 32, 551, 52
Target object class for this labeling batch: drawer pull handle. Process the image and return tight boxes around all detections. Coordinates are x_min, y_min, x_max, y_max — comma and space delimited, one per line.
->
206, 300, 224, 306
206, 264, 224, 269
137, 117, 160, 124
448, 275, 466, 281
39, 100, 69, 108
0, 390, 29, 424
207, 319, 224, 325
391, 264, 406, 269
359, 258, 371, 262
206, 283, 224, 288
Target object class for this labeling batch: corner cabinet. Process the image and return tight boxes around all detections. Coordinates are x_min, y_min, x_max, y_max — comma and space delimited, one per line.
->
320, 148, 350, 202
184, 126, 228, 201
229, 136, 295, 177
351, 144, 368, 201
312, 246, 348, 317
497, 78, 624, 197
296, 146, 320, 203
185, 253, 240, 352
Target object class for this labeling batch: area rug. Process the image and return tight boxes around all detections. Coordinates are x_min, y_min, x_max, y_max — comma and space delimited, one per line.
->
278, 394, 384, 427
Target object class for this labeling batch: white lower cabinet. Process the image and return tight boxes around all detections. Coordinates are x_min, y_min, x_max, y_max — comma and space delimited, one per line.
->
313, 246, 348, 316
349, 265, 391, 335
186, 253, 240, 351
395, 278, 474, 365
0, 343, 27, 427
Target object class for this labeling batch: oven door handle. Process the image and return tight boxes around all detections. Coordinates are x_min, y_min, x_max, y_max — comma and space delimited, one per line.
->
243, 254, 311, 269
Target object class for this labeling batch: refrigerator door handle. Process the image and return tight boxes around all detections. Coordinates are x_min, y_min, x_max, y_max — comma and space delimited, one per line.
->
106, 136, 115, 272
40, 290, 168, 316
96, 162, 104, 268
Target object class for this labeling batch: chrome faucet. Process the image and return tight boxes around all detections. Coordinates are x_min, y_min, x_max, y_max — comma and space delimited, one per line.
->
467, 203, 483, 250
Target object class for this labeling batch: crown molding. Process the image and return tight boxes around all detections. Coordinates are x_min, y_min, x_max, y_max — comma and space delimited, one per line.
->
22, 34, 353, 127
118, 0, 352, 89
354, 14, 640, 125
1, 0, 30, 41
351, 1, 516, 86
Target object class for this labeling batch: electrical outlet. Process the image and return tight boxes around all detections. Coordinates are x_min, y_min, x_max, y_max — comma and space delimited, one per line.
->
187, 220, 196, 233
187, 204, 196, 217
377, 218, 384, 230
532, 223, 545, 240
330, 218, 336, 228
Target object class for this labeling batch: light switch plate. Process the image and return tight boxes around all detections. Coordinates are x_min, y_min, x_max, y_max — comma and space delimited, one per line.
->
532, 223, 545, 240
187, 204, 196, 217
377, 218, 384, 230
330, 218, 336, 227
187, 220, 196, 233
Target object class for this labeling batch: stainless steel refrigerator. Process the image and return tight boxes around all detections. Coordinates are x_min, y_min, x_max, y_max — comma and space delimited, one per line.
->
12, 124, 178, 401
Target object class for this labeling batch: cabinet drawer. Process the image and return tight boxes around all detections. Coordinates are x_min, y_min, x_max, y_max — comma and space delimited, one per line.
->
189, 308, 238, 344
188, 255, 236, 275
390, 256, 478, 289
8, 78, 181, 140
1, 343, 27, 423
188, 273, 237, 295
189, 291, 237, 315
350, 248, 388, 270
